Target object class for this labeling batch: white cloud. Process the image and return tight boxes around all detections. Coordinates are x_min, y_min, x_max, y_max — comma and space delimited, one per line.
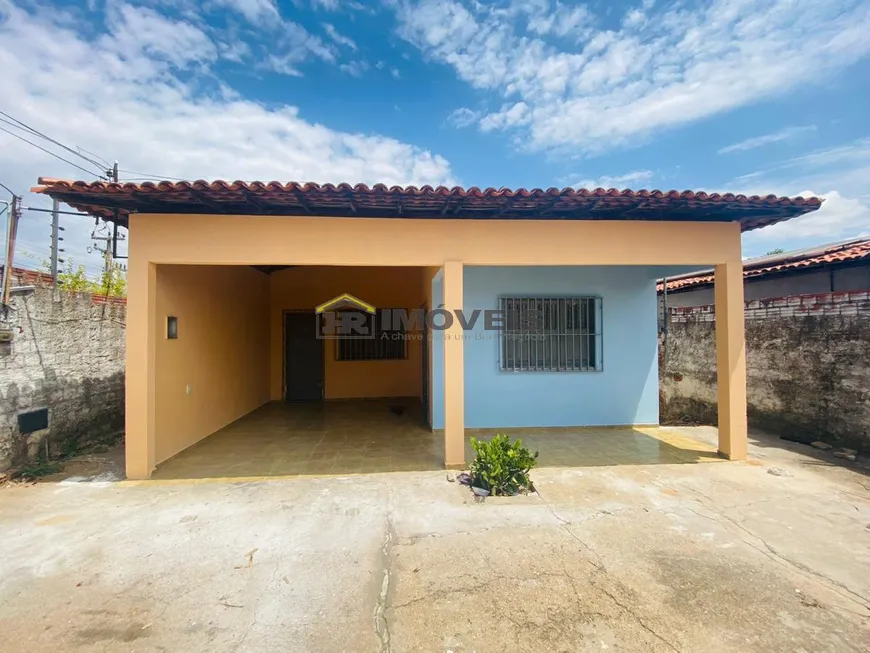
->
264, 20, 339, 75
394, 0, 870, 155
323, 22, 357, 50
0, 0, 455, 278
447, 107, 479, 128
729, 138, 870, 255
742, 190, 870, 257
524, 1, 592, 40
103, 3, 218, 68
210, 0, 279, 25
339, 59, 369, 76
479, 101, 530, 132
718, 125, 817, 155
571, 169, 655, 189
139, 0, 345, 76
622, 8, 646, 29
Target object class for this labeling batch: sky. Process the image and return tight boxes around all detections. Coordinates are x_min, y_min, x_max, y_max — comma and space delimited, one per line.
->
1, 0, 869, 279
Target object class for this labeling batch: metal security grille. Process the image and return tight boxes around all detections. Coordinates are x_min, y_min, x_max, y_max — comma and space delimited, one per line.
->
336, 309, 406, 361
500, 297, 602, 372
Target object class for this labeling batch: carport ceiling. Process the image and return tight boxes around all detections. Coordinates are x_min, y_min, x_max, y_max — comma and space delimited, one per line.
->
251, 265, 294, 275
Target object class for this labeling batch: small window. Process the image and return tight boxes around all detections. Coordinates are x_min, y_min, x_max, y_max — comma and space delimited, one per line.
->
167, 316, 178, 339
500, 297, 602, 372
336, 309, 406, 361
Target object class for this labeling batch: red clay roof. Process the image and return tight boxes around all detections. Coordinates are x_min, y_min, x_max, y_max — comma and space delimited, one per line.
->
31, 179, 822, 231
660, 237, 870, 292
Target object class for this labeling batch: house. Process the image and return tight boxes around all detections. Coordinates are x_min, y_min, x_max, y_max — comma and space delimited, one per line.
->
659, 237, 870, 308
32, 179, 822, 479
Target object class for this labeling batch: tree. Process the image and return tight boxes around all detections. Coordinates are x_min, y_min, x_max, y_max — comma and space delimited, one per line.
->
55, 259, 93, 293
96, 261, 127, 297
22, 252, 127, 297
766, 248, 785, 255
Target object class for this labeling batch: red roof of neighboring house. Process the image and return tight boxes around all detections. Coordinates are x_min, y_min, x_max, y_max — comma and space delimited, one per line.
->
659, 237, 870, 292
0, 265, 54, 285
31, 178, 822, 232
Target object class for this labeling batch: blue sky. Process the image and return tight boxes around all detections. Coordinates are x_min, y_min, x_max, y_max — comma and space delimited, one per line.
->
1, 0, 869, 277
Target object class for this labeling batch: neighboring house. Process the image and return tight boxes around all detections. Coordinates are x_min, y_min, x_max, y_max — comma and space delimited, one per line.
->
659, 237, 870, 308
33, 179, 822, 479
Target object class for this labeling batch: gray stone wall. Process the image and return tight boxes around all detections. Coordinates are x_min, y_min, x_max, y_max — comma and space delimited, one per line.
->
659, 290, 870, 451
0, 269, 126, 469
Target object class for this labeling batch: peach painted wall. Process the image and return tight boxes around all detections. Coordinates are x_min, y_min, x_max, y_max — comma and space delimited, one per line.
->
420, 266, 440, 426
130, 215, 742, 266
269, 266, 425, 401
154, 265, 270, 464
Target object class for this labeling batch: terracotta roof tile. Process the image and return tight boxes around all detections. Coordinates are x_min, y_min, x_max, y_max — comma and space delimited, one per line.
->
32, 179, 823, 231
659, 238, 870, 292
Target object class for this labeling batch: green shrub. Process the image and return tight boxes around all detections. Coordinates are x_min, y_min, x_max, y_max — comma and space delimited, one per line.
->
14, 455, 62, 480
469, 434, 539, 496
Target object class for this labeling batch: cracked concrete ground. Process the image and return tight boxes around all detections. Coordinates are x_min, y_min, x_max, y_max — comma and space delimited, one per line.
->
1, 427, 869, 652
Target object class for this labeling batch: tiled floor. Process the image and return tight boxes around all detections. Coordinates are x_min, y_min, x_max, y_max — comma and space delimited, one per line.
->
152, 400, 439, 480
465, 426, 723, 468
151, 400, 722, 480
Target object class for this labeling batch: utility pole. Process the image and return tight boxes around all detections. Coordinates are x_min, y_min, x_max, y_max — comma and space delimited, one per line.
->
50, 197, 65, 301
1, 194, 21, 310
89, 161, 120, 296
91, 227, 114, 296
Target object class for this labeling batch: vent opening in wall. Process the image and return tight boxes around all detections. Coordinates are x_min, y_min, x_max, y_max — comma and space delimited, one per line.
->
19, 408, 49, 434
167, 316, 178, 339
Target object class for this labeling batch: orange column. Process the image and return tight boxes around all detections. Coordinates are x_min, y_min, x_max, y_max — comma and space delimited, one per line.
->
715, 260, 748, 460
125, 257, 157, 479
443, 261, 465, 468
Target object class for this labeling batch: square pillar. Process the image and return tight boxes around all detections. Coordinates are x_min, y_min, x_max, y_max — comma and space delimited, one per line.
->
714, 260, 747, 460
442, 261, 465, 468
125, 257, 157, 479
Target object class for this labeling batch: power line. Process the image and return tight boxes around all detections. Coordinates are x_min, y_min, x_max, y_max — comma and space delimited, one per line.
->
118, 169, 188, 181
0, 125, 108, 180
76, 146, 111, 169
14, 245, 53, 259
0, 110, 108, 172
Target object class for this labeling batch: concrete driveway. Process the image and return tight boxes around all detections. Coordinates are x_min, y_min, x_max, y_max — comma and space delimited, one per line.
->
1, 427, 869, 652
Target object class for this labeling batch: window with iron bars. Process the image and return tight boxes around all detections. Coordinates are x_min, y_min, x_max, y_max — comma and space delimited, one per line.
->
499, 297, 603, 372
335, 309, 407, 361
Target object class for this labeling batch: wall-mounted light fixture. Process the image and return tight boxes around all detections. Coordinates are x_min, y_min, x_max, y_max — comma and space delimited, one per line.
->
167, 316, 178, 339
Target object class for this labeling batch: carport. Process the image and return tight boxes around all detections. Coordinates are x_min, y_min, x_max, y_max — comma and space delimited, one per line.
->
147, 263, 436, 478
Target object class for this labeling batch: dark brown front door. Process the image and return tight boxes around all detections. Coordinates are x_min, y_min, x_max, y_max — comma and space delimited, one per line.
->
284, 312, 324, 402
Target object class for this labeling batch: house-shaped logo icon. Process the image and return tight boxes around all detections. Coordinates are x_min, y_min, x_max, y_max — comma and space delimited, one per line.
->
315, 293, 376, 315
315, 293, 376, 339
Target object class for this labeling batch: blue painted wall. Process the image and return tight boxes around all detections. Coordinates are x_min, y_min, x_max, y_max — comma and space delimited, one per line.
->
431, 266, 666, 429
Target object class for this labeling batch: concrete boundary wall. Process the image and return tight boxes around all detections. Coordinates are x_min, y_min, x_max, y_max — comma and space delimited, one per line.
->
0, 268, 126, 470
660, 290, 870, 451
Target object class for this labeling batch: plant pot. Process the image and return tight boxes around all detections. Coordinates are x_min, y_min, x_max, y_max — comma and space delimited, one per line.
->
471, 486, 490, 497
